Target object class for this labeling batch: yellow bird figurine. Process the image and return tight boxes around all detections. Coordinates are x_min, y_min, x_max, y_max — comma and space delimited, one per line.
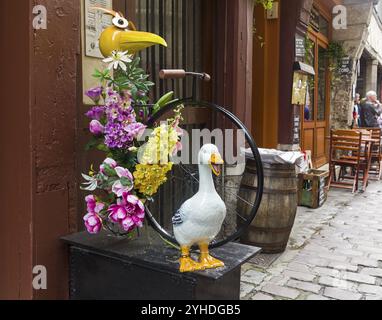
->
92, 7, 168, 57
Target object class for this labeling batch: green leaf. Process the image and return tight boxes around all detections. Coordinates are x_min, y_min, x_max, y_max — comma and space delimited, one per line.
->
120, 177, 133, 187
85, 137, 101, 151
97, 143, 110, 153
152, 92, 177, 115
103, 164, 117, 177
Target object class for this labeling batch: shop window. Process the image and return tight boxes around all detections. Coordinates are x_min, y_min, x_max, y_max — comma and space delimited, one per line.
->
305, 40, 316, 122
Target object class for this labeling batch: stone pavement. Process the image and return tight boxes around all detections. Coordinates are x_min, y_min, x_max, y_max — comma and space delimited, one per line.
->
240, 180, 382, 300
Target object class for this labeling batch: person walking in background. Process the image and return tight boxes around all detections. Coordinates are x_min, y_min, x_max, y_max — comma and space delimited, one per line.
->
359, 91, 382, 128
352, 93, 361, 128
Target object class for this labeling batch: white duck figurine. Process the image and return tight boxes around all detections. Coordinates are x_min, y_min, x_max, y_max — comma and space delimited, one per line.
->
173, 144, 227, 273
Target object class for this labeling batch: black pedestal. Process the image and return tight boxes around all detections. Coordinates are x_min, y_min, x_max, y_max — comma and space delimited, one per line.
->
62, 230, 261, 300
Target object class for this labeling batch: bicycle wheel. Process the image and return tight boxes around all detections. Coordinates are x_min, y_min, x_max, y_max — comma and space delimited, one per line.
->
145, 98, 264, 249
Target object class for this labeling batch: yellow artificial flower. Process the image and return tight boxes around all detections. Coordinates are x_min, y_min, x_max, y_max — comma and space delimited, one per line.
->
139, 123, 181, 165
134, 163, 173, 197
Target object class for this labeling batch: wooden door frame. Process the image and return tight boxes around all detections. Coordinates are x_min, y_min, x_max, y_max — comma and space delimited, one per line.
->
301, 2, 332, 168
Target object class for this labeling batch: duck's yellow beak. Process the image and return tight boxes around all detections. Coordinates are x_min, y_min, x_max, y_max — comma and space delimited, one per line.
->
119, 30, 168, 55
209, 153, 224, 176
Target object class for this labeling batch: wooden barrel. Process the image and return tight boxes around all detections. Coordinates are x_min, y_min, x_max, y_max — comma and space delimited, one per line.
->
238, 160, 298, 254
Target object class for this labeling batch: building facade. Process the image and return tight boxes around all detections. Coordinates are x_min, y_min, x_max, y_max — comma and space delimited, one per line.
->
0, 0, 256, 299
1, 0, 382, 300
253, 0, 381, 168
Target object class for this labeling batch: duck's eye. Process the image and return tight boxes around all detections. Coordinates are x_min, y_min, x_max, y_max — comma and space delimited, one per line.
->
112, 16, 129, 29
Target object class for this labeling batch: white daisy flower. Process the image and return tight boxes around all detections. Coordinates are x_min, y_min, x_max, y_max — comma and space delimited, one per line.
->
103, 50, 132, 72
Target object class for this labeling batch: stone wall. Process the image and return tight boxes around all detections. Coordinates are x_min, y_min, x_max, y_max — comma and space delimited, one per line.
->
330, 0, 376, 129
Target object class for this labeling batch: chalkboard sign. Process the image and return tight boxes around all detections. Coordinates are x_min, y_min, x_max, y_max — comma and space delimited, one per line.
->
293, 115, 301, 145
338, 56, 352, 75
295, 35, 305, 59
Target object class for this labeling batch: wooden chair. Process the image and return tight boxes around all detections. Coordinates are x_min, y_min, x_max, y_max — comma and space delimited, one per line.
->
328, 130, 365, 193
359, 128, 382, 180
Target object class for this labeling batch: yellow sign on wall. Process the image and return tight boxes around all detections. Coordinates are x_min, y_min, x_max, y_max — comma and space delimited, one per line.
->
292, 72, 308, 105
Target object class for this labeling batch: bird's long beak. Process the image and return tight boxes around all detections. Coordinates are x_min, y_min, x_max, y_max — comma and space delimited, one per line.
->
119, 30, 168, 54
209, 153, 224, 177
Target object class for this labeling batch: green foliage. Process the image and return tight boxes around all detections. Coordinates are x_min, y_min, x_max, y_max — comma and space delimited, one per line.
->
253, 0, 275, 47
255, 0, 274, 9
304, 35, 315, 63
326, 42, 345, 74
93, 56, 154, 106
92, 69, 111, 84
112, 56, 155, 105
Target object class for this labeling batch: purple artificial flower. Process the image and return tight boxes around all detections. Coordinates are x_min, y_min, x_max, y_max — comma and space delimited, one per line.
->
85, 106, 106, 121
112, 167, 134, 197
85, 87, 103, 103
104, 122, 135, 149
84, 213, 103, 234
122, 90, 133, 107
105, 88, 123, 107
106, 104, 136, 123
89, 120, 105, 136
105, 123, 129, 149
108, 193, 145, 232
126, 122, 146, 140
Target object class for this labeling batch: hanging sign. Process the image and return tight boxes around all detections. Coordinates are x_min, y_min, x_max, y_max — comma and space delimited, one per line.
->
338, 56, 353, 75
84, 0, 113, 58
310, 7, 320, 33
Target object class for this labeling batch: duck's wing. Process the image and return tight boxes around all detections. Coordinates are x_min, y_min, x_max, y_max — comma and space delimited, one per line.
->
172, 207, 186, 226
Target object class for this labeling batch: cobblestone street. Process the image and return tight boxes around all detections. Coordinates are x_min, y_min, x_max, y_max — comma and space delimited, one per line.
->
241, 180, 382, 300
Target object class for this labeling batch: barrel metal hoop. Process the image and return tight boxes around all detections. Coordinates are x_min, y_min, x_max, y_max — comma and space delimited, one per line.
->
248, 242, 288, 251
246, 168, 296, 178
249, 225, 295, 234
240, 184, 297, 195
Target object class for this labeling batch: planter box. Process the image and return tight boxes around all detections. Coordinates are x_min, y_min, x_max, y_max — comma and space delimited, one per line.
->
62, 230, 261, 300
298, 170, 329, 209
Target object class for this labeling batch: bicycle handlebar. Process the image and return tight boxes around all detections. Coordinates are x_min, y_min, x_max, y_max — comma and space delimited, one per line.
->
159, 69, 211, 82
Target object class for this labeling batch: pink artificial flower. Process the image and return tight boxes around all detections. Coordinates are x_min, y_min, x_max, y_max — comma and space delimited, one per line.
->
172, 141, 183, 156
108, 193, 145, 232
108, 204, 128, 224
112, 167, 134, 197
84, 213, 103, 234
100, 158, 117, 175
115, 167, 134, 180
84, 195, 105, 234
85, 195, 105, 214
89, 120, 105, 136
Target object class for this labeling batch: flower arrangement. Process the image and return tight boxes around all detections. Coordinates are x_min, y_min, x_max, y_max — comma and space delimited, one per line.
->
82, 50, 183, 236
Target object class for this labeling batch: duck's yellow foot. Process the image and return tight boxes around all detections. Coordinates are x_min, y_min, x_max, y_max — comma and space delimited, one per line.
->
199, 254, 225, 270
179, 257, 203, 273
179, 246, 205, 273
